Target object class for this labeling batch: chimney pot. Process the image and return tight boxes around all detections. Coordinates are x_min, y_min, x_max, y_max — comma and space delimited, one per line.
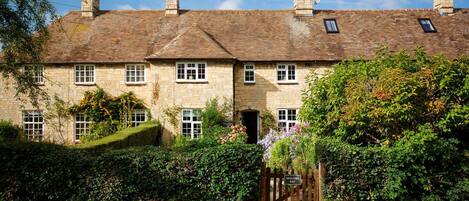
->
165, 0, 180, 16
294, 0, 316, 15
81, 0, 99, 17
434, 0, 454, 15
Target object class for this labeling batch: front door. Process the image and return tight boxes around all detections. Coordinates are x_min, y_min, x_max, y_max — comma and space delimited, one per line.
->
242, 111, 259, 144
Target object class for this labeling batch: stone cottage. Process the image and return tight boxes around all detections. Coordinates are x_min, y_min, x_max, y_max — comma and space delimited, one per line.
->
0, 0, 468, 144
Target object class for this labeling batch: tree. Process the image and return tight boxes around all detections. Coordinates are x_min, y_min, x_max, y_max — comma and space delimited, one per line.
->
0, 0, 57, 106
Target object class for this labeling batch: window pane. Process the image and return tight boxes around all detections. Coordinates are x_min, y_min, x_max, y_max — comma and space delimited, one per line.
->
182, 123, 192, 138
325, 19, 339, 33
288, 110, 297, 121
278, 110, 286, 120
278, 69, 286, 81
288, 65, 296, 80
187, 69, 196, 80
193, 123, 202, 139
177, 64, 185, 79
182, 110, 191, 121
198, 64, 206, 80
278, 122, 287, 132
420, 19, 435, 32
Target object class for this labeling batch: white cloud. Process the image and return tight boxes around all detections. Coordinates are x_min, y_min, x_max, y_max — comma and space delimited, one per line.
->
218, 0, 243, 10
116, 4, 135, 10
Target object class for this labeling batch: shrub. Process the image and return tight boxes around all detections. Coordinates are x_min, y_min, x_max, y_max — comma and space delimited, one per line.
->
300, 48, 469, 145
76, 121, 161, 150
0, 120, 21, 142
0, 143, 262, 201
80, 120, 120, 143
315, 126, 469, 200
219, 125, 248, 144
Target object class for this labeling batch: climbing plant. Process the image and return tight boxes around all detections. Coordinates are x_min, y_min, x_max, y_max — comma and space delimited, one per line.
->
68, 87, 146, 141
260, 109, 277, 137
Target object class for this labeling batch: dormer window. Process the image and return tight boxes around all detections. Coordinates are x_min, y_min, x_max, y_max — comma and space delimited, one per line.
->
324, 19, 339, 33
176, 62, 207, 82
419, 19, 437, 33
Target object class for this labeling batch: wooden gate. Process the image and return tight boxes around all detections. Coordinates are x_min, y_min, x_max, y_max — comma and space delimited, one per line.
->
259, 163, 324, 201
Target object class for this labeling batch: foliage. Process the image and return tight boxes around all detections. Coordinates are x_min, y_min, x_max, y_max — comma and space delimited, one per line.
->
218, 124, 248, 144
44, 95, 71, 144
268, 138, 292, 170
0, 143, 262, 201
0, 0, 57, 106
315, 126, 469, 200
201, 97, 233, 130
300, 48, 469, 146
259, 123, 314, 172
76, 121, 161, 150
260, 109, 277, 137
0, 120, 21, 142
80, 120, 119, 143
68, 87, 146, 141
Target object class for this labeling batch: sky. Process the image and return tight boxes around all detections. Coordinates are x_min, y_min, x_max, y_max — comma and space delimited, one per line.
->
53, 0, 469, 15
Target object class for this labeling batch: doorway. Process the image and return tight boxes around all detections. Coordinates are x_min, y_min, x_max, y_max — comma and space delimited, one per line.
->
242, 111, 259, 144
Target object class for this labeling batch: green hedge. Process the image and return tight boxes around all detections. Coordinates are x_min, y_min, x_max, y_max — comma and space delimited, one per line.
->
315, 127, 469, 200
0, 143, 262, 201
76, 121, 161, 150
0, 120, 21, 142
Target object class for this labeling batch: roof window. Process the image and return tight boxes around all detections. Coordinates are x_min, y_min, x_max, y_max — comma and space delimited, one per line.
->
419, 19, 437, 33
324, 19, 339, 33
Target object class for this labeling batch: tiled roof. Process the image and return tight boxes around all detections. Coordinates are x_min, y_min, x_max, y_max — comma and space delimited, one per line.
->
42, 9, 469, 63
146, 26, 235, 59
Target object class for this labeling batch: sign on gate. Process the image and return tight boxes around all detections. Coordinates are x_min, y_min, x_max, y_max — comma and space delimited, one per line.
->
284, 174, 302, 186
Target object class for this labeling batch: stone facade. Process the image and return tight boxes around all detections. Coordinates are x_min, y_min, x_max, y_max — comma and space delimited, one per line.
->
0, 61, 238, 144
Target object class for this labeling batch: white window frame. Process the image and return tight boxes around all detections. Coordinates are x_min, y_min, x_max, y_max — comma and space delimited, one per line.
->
181, 109, 202, 140
175, 62, 208, 82
131, 109, 147, 127
75, 113, 90, 142
244, 63, 256, 83
74, 64, 96, 85
24, 65, 44, 85
22, 110, 44, 142
278, 109, 298, 132
125, 64, 146, 84
277, 64, 297, 83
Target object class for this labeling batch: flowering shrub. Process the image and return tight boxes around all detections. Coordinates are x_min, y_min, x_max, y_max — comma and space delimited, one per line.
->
219, 125, 248, 144
258, 123, 315, 172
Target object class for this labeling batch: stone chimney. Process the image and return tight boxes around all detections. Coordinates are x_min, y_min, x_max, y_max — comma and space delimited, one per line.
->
294, 0, 314, 15
165, 0, 180, 16
81, 0, 99, 17
434, 0, 454, 15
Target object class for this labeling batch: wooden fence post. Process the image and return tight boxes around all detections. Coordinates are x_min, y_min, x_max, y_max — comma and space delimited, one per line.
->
265, 167, 271, 201
260, 163, 265, 201
318, 162, 326, 201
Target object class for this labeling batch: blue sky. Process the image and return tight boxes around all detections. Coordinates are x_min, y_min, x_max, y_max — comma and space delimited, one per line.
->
53, 0, 469, 15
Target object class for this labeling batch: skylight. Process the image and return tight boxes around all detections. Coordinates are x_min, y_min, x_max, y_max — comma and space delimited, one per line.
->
419, 19, 437, 33
324, 19, 339, 33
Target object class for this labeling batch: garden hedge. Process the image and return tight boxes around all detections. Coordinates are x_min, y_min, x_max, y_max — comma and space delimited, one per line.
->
0, 143, 262, 201
315, 127, 469, 200
75, 121, 161, 150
